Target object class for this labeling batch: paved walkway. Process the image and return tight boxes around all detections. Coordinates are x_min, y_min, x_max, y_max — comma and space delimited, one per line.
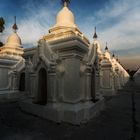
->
0, 81, 140, 140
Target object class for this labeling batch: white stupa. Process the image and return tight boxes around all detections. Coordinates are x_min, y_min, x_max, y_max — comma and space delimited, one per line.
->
42, 0, 89, 45
0, 17, 23, 59
0, 17, 25, 99
54, 1, 76, 28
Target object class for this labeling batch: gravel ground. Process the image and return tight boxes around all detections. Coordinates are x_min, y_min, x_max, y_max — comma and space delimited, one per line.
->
0, 81, 140, 140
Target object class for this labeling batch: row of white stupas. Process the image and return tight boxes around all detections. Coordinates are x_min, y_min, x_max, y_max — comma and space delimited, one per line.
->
0, 0, 129, 124
0, 0, 130, 98
93, 31, 130, 95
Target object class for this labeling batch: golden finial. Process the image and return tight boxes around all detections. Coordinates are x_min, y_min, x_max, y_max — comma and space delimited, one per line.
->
105, 42, 108, 50
12, 16, 18, 32
93, 26, 98, 39
62, 0, 70, 7
116, 56, 119, 61
112, 53, 115, 58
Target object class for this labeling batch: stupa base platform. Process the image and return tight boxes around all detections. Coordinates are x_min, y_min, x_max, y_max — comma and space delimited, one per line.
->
19, 97, 105, 125
0, 90, 26, 102
101, 89, 116, 96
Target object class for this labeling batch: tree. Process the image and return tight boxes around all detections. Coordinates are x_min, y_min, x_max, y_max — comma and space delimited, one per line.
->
0, 17, 5, 47
0, 17, 5, 32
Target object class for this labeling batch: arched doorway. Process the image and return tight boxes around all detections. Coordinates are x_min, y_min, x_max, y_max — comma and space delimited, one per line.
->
91, 69, 96, 102
19, 72, 25, 91
37, 68, 47, 105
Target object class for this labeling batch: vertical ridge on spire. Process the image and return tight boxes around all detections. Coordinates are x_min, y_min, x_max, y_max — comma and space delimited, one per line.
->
105, 42, 108, 50
12, 16, 18, 33
116, 55, 119, 61
112, 52, 115, 58
93, 26, 98, 39
61, 0, 70, 7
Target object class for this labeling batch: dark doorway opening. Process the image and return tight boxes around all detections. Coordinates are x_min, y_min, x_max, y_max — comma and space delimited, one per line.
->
19, 72, 25, 91
37, 68, 47, 105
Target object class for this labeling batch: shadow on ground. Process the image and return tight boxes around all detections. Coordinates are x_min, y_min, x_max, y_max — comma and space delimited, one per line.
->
0, 81, 140, 140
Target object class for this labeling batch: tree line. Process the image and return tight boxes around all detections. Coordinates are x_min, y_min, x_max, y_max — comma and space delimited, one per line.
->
0, 17, 5, 47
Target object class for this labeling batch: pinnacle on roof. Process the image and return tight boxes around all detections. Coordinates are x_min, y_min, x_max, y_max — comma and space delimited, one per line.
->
112, 53, 115, 58
61, 0, 70, 7
12, 16, 18, 32
93, 26, 98, 39
105, 42, 108, 50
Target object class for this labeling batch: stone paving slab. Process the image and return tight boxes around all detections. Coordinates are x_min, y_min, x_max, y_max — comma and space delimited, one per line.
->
0, 81, 140, 140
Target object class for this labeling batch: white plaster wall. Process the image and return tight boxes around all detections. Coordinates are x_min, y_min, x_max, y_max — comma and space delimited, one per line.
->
134, 74, 140, 86
0, 68, 8, 89
63, 58, 81, 103
102, 70, 110, 88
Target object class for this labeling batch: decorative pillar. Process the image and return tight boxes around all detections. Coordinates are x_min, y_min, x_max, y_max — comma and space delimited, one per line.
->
48, 65, 58, 102
11, 71, 18, 90
30, 72, 37, 98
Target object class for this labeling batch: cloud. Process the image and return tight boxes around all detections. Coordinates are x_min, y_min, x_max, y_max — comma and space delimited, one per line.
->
81, 0, 140, 51
1, 0, 59, 46
120, 56, 140, 71
2, 0, 140, 51
114, 47, 140, 70
18, 0, 59, 46
75, 0, 140, 70
1, 0, 140, 70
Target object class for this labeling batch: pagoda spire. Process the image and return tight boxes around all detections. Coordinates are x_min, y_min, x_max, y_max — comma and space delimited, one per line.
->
116, 55, 119, 61
105, 42, 108, 51
62, 0, 70, 7
93, 26, 98, 39
112, 53, 115, 58
12, 16, 18, 33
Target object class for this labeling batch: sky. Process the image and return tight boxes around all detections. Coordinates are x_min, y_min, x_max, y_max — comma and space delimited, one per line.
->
0, 0, 140, 70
